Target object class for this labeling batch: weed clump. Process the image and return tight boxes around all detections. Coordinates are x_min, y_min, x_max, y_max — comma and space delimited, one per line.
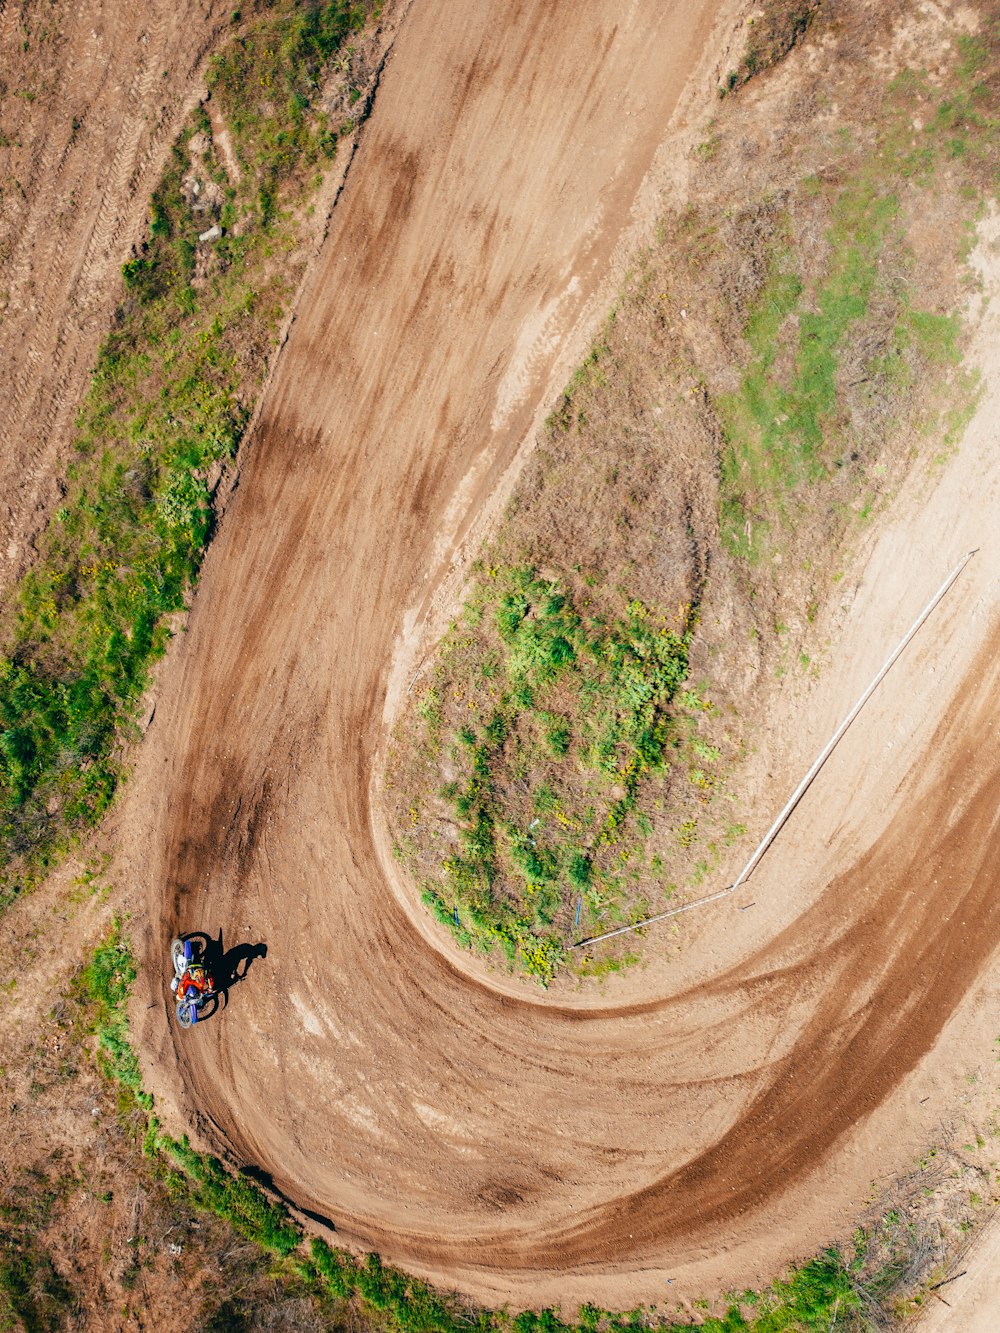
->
397, 567, 705, 983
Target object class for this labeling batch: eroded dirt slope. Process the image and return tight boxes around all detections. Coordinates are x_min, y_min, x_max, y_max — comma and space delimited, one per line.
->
126, 0, 1000, 1310
0, 0, 229, 588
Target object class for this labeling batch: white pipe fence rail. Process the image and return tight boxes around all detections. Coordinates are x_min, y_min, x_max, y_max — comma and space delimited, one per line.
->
570, 549, 978, 951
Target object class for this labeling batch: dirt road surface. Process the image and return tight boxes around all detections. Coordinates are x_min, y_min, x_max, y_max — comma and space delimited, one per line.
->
0, 0, 230, 592
129, 0, 1000, 1309
915, 1214, 1000, 1332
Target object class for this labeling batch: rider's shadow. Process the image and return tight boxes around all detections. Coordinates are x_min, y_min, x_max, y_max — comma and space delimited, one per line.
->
197, 931, 268, 1009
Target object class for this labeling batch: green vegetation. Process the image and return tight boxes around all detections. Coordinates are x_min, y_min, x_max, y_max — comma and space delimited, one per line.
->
0, 1168, 77, 1333
404, 567, 704, 982
305, 1245, 867, 1333
305, 1242, 497, 1333
209, 0, 373, 222
716, 30, 998, 561
0, 0, 375, 909
0, 1237, 76, 1332
160, 1137, 302, 1256
718, 181, 905, 559
76, 926, 149, 1108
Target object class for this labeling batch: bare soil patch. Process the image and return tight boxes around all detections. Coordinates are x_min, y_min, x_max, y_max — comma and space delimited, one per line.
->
0, 0, 232, 595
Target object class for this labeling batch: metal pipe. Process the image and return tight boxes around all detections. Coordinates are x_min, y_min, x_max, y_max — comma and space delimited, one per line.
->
729, 546, 978, 892
570, 549, 977, 951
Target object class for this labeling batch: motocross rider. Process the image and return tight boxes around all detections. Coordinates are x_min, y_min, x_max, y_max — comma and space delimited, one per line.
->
177, 962, 215, 1001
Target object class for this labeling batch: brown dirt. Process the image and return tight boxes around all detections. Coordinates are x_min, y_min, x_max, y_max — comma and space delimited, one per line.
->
915, 1216, 1000, 1331
0, 0, 230, 594
89, 0, 1000, 1315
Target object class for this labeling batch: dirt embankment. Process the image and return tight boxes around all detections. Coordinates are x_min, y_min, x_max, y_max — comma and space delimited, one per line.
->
107, 0, 1000, 1314
0, 0, 230, 594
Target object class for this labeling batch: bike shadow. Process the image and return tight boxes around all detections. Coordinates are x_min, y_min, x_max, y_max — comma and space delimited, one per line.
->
184, 930, 267, 1011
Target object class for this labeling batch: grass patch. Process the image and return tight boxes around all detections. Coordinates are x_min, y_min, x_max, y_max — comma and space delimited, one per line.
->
718, 181, 902, 559
715, 23, 1000, 563
0, 1166, 78, 1333
74, 923, 148, 1107
401, 567, 701, 983
0, 0, 375, 909
159, 1137, 302, 1256
208, 0, 371, 222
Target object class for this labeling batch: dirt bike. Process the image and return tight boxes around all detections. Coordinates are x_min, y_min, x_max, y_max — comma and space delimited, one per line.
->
170, 936, 217, 1028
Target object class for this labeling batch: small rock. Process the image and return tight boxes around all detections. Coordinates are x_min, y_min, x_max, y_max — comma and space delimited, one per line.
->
198, 224, 222, 243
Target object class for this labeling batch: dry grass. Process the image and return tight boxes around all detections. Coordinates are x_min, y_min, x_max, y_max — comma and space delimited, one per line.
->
719, 0, 823, 96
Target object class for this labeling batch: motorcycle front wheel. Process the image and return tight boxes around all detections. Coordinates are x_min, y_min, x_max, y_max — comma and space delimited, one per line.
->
170, 938, 188, 976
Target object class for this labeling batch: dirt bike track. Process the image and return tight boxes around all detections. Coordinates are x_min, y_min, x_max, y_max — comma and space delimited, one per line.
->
124, 0, 1000, 1311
